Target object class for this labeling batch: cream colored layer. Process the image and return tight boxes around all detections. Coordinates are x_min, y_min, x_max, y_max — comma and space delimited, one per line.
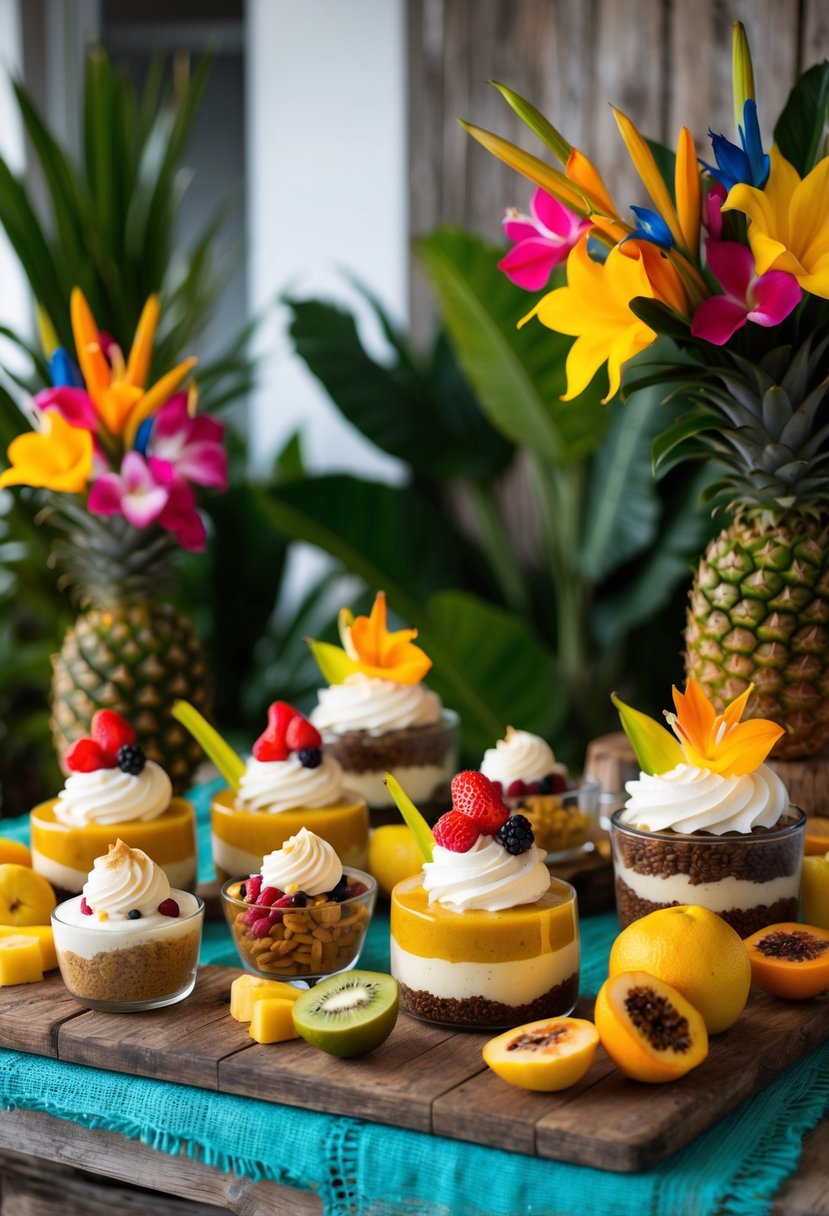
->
389, 937, 579, 1004
340, 763, 449, 809
212, 834, 366, 880
33, 849, 196, 895
617, 863, 800, 911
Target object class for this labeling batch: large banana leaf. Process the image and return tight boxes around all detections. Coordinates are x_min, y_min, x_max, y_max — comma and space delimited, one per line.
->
774, 62, 829, 176
416, 228, 608, 465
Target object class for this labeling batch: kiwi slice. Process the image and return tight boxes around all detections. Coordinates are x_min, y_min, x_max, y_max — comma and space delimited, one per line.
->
292, 970, 399, 1057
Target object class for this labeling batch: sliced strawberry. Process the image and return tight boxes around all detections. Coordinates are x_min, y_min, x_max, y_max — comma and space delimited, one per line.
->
285, 714, 322, 753
252, 730, 289, 762
91, 711, 136, 764
267, 701, 300, 735
433, 810, 480, 852
451, 770, 509, 834
65, 737, 112, 772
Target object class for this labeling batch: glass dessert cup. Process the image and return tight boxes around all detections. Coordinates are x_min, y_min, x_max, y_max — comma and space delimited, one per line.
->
51, 893, 204, 1011
610, 806, 806, 937
30, 797, 198, 898
321, 709, 459, 827
390, 873, 580, 1030
220, 869, 377, 982
513, 778, 601, 862
210, 789, 369, 883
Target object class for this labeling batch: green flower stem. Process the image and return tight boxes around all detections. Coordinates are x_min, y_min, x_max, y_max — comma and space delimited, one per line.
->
461, 478, 528, 615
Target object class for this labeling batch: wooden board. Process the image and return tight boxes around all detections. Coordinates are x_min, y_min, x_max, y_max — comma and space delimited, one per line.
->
1, 967, 828, 1172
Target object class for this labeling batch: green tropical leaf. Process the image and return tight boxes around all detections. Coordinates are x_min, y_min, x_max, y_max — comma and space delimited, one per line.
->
489, 82, 571, 162
628, 297, 692, 341
652, 409, 722, 475
774, 62, 829, 176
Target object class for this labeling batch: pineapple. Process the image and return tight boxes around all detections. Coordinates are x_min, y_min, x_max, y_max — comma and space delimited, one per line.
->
678, 340, 829, 759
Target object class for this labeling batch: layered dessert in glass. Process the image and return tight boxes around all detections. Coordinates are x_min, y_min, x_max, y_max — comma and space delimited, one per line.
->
209, 702, 369, 881
308, 591, 458, 824
480, 727, 599, 860
52, 839, 203, 1011
31, 711, 196, 897
611, 680, 804, 937
390, 771, 579, 1029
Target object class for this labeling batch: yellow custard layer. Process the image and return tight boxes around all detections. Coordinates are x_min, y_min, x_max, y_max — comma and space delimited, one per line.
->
30, 797, 196, 871
211, 788, 369, 877
390, 874, 577, 963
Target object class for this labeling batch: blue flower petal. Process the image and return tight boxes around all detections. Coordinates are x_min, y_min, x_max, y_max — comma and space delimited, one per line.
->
133, 417, 154, 456
622, 205, 674, 249
48, 348, 84, 389
738, 99, 770, 188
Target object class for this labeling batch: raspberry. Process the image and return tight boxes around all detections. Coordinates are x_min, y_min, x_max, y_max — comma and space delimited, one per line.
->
541, 772, 568, 795
497, 814, 535, 855
80, 897, 93, 916
256, 886, 282, 906
65, 738, 110, 773
286, 715, 322, 753
507, 779, 526, 798
91, 710, 136, 764
525, 781, 541, 795
244, 906, 265, 926
489, 780, 503, 798
117, 744, 146, 775
451, 771, 509, 834
251, 915, 274, 938
433, 810, 480, 852
273, 894, 296, 908
245, 874, 262, 903
349, 881, 368, 897
158, 898, 180, 917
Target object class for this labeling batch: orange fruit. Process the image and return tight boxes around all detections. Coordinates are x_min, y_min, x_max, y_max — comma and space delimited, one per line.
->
368, 825, 423, 897
608, 904, 750, 1034
0, 839, 31, 868
744, 923, 829, 999
594, 970, 708, 1083
805, 817, 829, 855
482, 1017, 599, 1091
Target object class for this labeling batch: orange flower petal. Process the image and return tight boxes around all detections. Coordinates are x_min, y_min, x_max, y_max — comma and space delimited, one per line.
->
702, 719, 786, 775
347, 592, 432, 684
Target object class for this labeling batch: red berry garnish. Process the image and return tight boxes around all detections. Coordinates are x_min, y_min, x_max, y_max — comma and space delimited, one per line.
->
433, 810, 480, 852
158, 898, 179, 918
285, 714, 322, 753
252, 731, 289, 762
91, 710, 136, 765
250, 915, 274, 938
267, 701, 300, 734
256, 886, 282, 906
65, 738, 111, 773
507, 779, 526, 798
489, 779, 503, 798
244, 906, 265, 926
349, 881, 368, 897
80, 897, 93, 916
526, 781, 541, 795
451, 771, 509, 834
245, 874, 262, 903
273, 894, 296, 908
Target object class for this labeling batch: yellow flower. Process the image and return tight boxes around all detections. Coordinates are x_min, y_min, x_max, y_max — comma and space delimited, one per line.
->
724, 147, 829, 298
0, 411, 93, 493
308, 591, 432, 686
522, 237, 658, 401
666, 679, 784, 776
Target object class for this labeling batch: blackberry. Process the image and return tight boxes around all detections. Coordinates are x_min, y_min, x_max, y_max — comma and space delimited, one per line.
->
330, 874, 350, 902
298, 747, 322, 768
497, 814, 535, 855
540, 772, 567, 795
293, 892, 308, 907
118, 744, 146, 775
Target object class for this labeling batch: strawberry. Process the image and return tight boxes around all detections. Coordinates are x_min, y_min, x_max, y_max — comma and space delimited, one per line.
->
433, 810, 480, 852
451, 770, 509, 834
285, 714, 322, 753
267, 701, 300, 735
65, 738, 111, 773
252, 730, 289, 762
91, 711, 136, 764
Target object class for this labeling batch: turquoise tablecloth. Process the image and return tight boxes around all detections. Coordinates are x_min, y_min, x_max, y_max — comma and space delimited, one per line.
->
0, 781, 827, 1216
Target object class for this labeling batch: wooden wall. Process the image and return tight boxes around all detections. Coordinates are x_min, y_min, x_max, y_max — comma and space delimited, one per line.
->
407, 0, 829, 334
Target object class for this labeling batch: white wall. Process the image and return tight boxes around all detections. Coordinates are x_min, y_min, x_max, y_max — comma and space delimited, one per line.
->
246, 0, 407, 480
0, 0, 29, 358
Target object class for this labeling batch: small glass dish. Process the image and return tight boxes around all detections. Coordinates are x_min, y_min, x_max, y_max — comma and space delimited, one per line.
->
511, 777, 601, 862
51, 893, 204, 1012
221, 869, 377, 982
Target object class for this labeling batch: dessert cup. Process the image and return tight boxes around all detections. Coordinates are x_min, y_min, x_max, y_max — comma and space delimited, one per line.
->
390, 872, 579, 1029
52, 891, 204, 1011
515, 778, 600, 861
31, 796, 197, 898
221, 869, 376, 981
610, 806, 806, 937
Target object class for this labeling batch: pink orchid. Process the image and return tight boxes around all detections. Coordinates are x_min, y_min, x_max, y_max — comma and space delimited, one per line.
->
147, 394, 227, 491
702, 183, 727, 240
158, 479, 206, 552
498, 188, 589, 291
34, 387, 98, 432
691, 240, 802, 345
88, 452, 169, 529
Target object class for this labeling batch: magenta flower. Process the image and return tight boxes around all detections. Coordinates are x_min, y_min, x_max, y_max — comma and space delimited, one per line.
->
147, 394, 228, 491
34, 387, 98, 432
88, 452, 169, 529
158, 479, 207, 552
702, 183, 727, 240
691, 241, 802, 345
498, 188, 589, 291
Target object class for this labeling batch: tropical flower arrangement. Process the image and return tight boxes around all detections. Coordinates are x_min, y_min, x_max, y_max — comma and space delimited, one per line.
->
464, 22, 829, 760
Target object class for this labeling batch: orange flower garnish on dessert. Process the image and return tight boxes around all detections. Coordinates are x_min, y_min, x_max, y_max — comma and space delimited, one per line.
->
666, 680, 784, 776
308, 591, 432, 686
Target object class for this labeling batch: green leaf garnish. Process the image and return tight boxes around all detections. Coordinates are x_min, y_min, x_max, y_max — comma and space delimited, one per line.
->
384, 772, 434, 862
306, 638, 359, 685
611, 692, 683, 776
171, 700, 246, 791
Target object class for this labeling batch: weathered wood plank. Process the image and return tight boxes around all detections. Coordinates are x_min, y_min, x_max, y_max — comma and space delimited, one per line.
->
0, 972, 86, 1057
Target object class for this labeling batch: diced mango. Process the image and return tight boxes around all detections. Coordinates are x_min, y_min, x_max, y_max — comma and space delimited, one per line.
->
249, 998, 301, 1044
0, 936, 43, 986
230, 974, 302, 1022
0, 924, 57, 971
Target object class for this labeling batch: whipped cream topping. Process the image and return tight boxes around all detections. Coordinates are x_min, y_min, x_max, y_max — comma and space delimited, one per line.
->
54, 761, 171, 827
480, 728, 565, 786
236, 753, 344, 813
260, 827, 343, 896
83, 840, 171, 919
619, 762, 790, 835
423, 836, 550, 912
311, 673, 442, 735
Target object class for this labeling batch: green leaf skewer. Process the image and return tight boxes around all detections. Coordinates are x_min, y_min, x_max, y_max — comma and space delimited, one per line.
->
171, 700, 246, 791
384, 773, 434, 863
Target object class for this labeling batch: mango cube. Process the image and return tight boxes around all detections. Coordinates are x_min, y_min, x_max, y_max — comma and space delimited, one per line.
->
230, 974, 302, 1022
0, 924, 57, 971
249, 998, 301, 1044
0, 936, 44, 986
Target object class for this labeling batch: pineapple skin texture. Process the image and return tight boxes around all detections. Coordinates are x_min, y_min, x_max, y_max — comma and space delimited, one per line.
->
50, 601, 213, 794
685, 511, 829, 760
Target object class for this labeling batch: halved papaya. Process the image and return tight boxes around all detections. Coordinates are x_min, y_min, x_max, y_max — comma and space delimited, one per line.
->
482, 1017, 599, 1092
805, 817, 829, 856
744, 923, 829, 999
594, 970, 708, 1083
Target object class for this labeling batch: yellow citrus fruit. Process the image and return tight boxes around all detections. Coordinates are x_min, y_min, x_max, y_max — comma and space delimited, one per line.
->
0, 839, 31, 867
367, 825, 423, 897
801, 854, 829, 929
0, 864, 56, 926
608, 905, 750, 1034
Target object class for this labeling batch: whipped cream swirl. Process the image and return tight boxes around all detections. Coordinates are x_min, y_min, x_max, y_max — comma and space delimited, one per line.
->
236, 753, 344, 813
423, 836, 550, 911
311, 673, 442, 735
54, 761, 171, 827
619, 762, 789, 835
480, 729, 565, 786
260, 827, 343, 896
83, 840, 171, 919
